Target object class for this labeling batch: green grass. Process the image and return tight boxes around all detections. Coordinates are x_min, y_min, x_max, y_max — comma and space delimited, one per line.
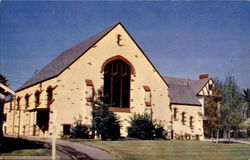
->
0, 148, 51, 156
0, 137, 51, 156
81, 140, 250, 160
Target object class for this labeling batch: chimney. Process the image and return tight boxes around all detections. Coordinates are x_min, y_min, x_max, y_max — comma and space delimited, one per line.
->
199, 74, 209, 79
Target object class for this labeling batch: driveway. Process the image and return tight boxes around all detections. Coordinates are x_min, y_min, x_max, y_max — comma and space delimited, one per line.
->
5, 135, 116, 160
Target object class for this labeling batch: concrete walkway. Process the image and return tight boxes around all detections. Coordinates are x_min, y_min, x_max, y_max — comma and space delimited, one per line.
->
203, 138, 250, 144
20, 136, 116, 160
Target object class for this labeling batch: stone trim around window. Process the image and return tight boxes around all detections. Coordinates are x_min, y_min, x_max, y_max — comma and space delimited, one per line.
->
143, 85, 151, 92
85, 79, 93, 86
100, 55, 136, 76
108, 107, 131, 113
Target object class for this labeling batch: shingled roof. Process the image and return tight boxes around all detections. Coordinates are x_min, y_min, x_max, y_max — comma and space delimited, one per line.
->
16, 23, 119, 92
163, 76, 210, 106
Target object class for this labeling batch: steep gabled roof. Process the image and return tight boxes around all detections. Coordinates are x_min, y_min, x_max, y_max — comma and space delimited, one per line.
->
163, 76, 210, 106
16, 23, 119, 92
164, 76, 210, 95
17, 22, 170, 92
168, 84, 201, 106
188, 78, 211, 95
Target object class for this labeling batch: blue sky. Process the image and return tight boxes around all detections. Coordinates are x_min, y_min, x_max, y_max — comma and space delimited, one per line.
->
1, 1, 250, 90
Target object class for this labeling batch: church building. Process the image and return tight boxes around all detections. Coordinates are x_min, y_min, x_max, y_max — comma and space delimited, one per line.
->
3, 23, 215, 140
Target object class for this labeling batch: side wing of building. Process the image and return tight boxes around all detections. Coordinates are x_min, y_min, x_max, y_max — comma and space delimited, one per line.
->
163, 76, 213, 140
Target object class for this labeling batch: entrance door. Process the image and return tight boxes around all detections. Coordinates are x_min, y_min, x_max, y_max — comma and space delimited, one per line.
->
36, 110, 50, 132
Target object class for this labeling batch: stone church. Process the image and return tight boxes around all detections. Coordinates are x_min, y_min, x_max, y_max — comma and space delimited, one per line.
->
3, 23, 215, 140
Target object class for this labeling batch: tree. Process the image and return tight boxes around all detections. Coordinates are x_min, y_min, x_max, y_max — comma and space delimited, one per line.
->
219, 74, 242, 140
92, 88, 121, 140
203, 83, 221, 141
0, 74, 9, 86
241, 88, 250, 119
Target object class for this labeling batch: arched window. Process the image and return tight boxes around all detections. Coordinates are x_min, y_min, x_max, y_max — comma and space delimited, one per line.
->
35, 91, 40, 106
104, 59, 131, 108
17, 97, 21, 110
46, 87, 53, 105
25, 94, 30, 109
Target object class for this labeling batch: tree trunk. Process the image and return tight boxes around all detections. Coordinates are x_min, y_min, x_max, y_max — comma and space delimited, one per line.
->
216, 129, 219, 143
228, 130, 231, 143
233, 129, 237, 139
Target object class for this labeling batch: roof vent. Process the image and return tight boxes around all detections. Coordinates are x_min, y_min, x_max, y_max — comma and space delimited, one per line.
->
199, 74, 209, 79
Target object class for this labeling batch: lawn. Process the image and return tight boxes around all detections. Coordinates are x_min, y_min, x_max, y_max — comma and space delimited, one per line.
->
0, 148, 51, 156
0, 137, 51, 156
81, 140, 250, 160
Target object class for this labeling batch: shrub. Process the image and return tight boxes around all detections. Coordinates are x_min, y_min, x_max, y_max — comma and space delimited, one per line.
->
127, 113, 155, 140
70, 116, 91, 138
92, 89, 121, 140
154, 124, 167, 139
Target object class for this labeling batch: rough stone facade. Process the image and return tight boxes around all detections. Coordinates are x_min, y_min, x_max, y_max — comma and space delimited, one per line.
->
3, 23, 215, 140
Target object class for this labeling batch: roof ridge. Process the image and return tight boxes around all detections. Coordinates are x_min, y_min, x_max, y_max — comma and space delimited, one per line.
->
164, 75, 195, 81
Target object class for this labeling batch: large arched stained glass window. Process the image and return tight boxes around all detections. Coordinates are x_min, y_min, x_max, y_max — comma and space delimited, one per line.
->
104, 59, 131, 108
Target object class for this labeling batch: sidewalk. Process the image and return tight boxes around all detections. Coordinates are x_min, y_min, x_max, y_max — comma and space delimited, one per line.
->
203, 138, 250, 144
20, 136, 116, 160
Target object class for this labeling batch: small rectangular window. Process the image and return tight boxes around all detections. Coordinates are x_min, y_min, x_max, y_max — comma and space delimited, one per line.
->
85, 79, 94, 102
181, 112, 186, 125
190, 116, 194, 129
143, 85, 151, 106
173, 108, 177, 120
208, 84, 213, 90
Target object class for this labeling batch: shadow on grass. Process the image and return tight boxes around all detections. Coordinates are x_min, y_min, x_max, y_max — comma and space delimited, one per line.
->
1, 137, 46, 153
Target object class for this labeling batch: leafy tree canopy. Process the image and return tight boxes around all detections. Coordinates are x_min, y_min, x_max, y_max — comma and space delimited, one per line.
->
218, 74, 242, 131
241, 88, 250, 119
